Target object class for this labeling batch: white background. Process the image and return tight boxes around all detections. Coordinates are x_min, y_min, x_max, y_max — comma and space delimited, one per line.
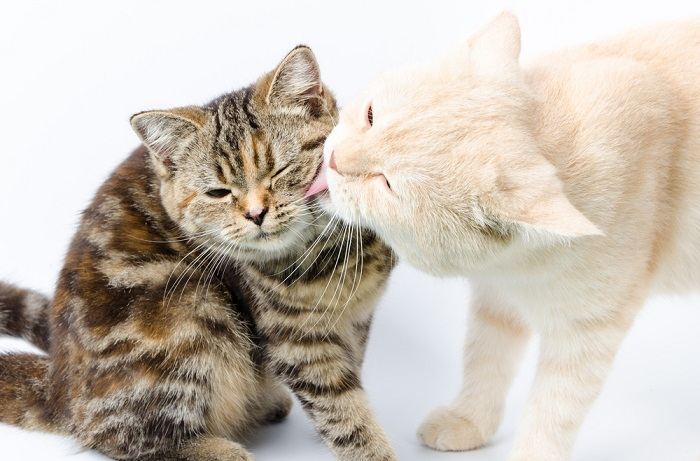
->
1, 1, 699, 460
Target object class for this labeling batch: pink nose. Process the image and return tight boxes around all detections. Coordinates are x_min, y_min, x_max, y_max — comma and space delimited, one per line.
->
244, 207, 268, 226
328, 151, 338, 171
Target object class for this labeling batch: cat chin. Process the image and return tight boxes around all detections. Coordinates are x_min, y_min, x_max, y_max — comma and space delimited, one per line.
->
236, 235, 304, 259
232, 224, 319, 263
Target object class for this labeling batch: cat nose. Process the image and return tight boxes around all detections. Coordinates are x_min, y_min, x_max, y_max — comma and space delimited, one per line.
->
328, 151, 338, 171
244, 207, 268, 226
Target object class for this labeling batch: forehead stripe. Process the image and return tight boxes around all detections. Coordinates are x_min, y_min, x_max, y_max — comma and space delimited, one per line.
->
301, 136, 326, 152
251, 133, 262, 170
242, 86, 260, 130
216, 163, 227, 183
213, 108, 222, 140
265, 142, 275, 171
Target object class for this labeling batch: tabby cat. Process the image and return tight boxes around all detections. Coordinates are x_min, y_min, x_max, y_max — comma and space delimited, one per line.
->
0, 46, 396, 461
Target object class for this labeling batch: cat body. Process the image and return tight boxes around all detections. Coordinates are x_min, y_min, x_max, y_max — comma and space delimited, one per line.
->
317, 14, 700, 461
0, 47, 396, 461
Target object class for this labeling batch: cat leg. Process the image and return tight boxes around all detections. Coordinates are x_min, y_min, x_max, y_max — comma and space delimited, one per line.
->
75, 308, 259, 461
507, 307, 635, 461
354, 314, 374, 364
267, 332, 395, 460
419, 299, 530, 451
82, 388, 256, 461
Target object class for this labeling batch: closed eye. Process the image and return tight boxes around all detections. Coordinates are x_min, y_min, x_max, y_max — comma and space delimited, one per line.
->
271, 164, 290, 180
205, 188, 231, 198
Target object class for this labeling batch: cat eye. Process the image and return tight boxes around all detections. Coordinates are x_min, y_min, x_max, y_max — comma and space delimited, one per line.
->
367, 105, 374, 126
271, 164, 290, 180
205, 188, 231, 198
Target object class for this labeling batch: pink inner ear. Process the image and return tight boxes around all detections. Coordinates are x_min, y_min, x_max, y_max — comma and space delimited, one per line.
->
305, 166, 328, 198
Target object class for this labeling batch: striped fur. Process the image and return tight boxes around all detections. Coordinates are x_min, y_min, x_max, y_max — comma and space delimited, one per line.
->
0, 46, 396, 460
0, 282, 51, 351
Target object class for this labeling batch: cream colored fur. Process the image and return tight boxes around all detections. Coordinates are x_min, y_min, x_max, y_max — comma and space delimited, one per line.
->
321, 13, 700, 461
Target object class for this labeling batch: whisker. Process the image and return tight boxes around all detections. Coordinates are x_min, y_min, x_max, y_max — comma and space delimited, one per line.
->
296, 217, 347, 334
194, 240, 228, 301
165, 241, 219, 307
325, 219, 364, 338
271, 215, 338, 280
328, 219, 354, 316
303, 220, 351, 335
130, 228, 221, 244
162, 239, 213, 308
284, 218, 341, 289
205, 241, 237, 300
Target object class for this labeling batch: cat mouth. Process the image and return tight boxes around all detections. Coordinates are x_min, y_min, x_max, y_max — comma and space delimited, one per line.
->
254, 227, 285, 240
304, 162, 328, 198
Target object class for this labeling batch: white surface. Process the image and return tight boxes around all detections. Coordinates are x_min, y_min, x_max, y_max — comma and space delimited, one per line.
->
1, 1, 699, 460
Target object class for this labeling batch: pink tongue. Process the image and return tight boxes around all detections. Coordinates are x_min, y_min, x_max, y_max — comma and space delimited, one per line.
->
304, 166, 329, 198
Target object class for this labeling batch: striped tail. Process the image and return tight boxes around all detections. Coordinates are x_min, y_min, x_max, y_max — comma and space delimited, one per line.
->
0, 281, 51, 351
0, 282, 59, 431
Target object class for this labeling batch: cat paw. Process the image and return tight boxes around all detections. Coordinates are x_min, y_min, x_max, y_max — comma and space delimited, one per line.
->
418, 406, 487, 451
229, 447, 255, 461
262, 389, 293, 424
180, 437, 255, 461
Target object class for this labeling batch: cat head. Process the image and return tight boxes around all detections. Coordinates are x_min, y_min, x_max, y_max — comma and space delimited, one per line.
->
131, 46, 337, 262
319, 13, 601, 275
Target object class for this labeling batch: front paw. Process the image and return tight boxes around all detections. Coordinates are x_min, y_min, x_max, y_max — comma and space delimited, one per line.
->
418, 406, 487, 451
262, 389, 293, 424
181, 437, 255, 461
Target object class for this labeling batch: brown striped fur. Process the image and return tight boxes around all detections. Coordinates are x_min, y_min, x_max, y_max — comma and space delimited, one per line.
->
0, 46, 396, 460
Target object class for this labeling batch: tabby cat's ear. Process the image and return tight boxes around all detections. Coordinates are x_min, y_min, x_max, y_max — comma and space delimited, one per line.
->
266, 45, 323, 108
130, 107, 208, 176
468, 12, 521, 80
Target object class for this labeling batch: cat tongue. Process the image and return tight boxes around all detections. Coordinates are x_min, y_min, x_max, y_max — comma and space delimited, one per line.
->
305, 166, 328, 198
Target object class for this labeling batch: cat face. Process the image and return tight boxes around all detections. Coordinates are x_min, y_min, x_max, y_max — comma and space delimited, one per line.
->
131, 46, 337, 262
319, 14, 601, 275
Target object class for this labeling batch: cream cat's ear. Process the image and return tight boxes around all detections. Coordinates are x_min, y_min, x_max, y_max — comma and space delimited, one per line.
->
130, 107, 207, 176
509, 193, 604, 239
266, 45, 323, 107
468, 12, 521, 80
484, 167, 603, 240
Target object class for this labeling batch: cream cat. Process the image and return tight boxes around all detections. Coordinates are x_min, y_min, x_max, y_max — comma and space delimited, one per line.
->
307, 13, 700, 461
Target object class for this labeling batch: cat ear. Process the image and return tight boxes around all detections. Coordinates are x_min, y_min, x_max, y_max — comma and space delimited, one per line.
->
508, 193, 603, 239
130, 107, 207, 174
266, 45, 323, 107
483, 166, 603, 240
468, 12, 521, 80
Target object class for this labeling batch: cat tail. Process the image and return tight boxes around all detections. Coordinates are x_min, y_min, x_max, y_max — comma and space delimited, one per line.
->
0, 282, 61, 432
0, 281, 51, 351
